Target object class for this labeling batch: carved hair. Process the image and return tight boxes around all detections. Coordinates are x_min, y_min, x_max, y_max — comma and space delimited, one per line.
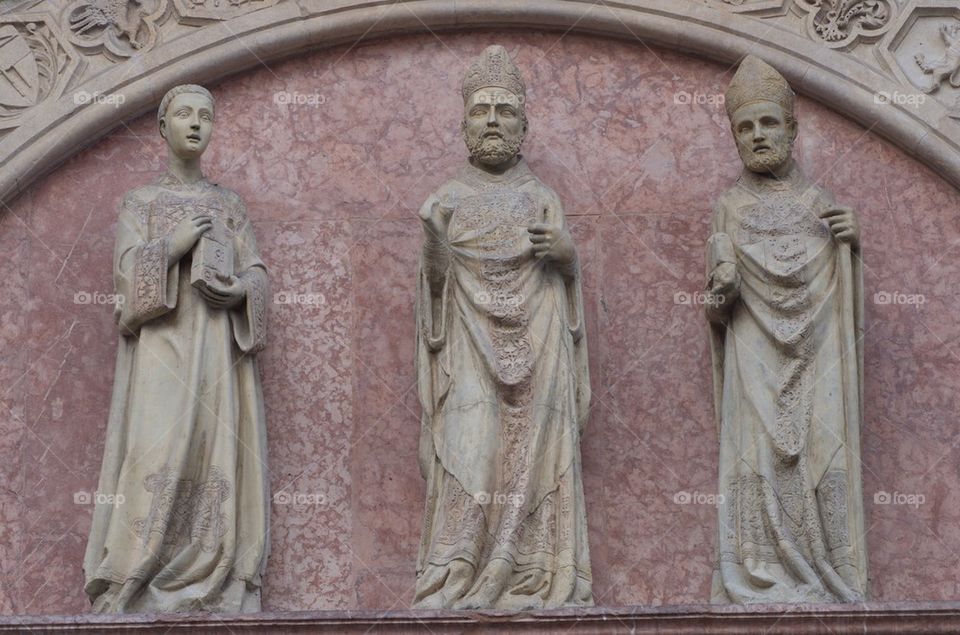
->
157, 84, 215, 128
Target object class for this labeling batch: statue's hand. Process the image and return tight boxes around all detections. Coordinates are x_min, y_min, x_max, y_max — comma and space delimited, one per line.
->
419, 199, 454, 244
820, 205, 860, 248
167, 214, 212, 263
709, 262, 740, 306
198, 273, 246, 310
528, 223, 575, 266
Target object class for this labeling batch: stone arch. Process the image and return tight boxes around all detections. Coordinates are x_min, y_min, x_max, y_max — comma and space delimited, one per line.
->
2, 0, 959, 206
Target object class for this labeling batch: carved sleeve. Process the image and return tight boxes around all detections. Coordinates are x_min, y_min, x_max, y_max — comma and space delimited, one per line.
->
418, 193, 451, 295
417, 191, 452, 351
706, 232, 737, 271
114, 197, 179, 335
230, 211, 268, 355
543, 187, 579, 280
705, 200, 738, 325
418, 262, 449, 352
543, 187, 584, 341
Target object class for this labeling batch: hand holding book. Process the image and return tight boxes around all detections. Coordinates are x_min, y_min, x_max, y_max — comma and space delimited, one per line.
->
197, 272, 246, 310
190, 218, 243, 309
166, 213, 213, 266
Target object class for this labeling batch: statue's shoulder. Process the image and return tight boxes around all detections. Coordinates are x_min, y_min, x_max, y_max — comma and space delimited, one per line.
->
713, 184, 745, 212
431, 178, 469, 199
532, 178, 560, 201
208, 183, 247, 215
803, 180, 835, 207
209, 182, 243, 204
118, 184, 158, 213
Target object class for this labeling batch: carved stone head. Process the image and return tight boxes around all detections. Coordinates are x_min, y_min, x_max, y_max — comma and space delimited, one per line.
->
725, 56, 797, 174
460, 45, 528, 168
157, 84, 215, 160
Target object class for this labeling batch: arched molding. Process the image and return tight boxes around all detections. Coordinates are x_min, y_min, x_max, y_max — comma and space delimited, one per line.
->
2, 0, 958, 205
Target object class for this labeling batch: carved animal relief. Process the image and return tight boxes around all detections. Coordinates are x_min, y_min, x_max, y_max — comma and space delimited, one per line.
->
914, 21, 960, 93
63, 0, 169, 58
796, 0, 894, 48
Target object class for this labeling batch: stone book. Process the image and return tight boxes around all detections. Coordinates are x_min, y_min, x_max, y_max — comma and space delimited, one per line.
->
190, 218, 233, 290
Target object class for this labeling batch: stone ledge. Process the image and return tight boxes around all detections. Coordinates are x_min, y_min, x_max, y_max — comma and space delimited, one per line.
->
2, 601, 960, 633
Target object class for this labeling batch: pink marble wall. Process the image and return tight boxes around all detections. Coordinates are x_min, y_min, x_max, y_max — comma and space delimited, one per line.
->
2, 31, 960, 614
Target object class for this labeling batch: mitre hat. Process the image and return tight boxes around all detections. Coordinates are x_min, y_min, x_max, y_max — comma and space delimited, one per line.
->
461, 45, 526, 103
725, 55, 795, 120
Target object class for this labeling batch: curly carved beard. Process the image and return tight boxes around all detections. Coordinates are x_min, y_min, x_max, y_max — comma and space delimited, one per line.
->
739, 140, 793, 174
465, 132, 525, 167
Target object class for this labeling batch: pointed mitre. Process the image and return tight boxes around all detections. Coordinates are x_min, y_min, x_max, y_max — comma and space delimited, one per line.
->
725, 55, 795, 120
461, 45, 526, 102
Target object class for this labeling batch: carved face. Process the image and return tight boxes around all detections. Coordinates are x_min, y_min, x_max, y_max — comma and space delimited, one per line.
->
731, 101, 796, 174
160, 92, 214, 159
462, 86, 526, 168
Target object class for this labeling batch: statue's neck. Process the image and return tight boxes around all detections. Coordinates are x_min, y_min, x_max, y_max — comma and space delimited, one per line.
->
743, 158, 800, 189
768, 158, 794, 179
165, 153, 204, 185
469, 154, 521, 176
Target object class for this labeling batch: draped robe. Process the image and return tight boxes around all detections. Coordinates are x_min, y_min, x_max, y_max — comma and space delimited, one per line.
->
414, 160, 592, 610
83, 174, 269, 613
707, 163, 867, 603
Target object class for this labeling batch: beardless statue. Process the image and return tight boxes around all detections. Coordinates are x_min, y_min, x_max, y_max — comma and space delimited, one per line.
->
83, 84, 270, 613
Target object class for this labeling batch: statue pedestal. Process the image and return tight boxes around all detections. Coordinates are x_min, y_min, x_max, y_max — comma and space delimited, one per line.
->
4, 602, 959, 633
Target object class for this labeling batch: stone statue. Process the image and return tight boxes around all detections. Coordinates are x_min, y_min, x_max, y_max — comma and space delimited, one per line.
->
83, 84, 270, 613
706, 56, 867, 604
413, 45, 593, 610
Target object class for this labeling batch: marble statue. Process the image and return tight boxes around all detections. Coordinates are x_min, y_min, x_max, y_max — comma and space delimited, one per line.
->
706, 56, 868, 604
83, 84, 270, 613
413, 45, 593, 610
